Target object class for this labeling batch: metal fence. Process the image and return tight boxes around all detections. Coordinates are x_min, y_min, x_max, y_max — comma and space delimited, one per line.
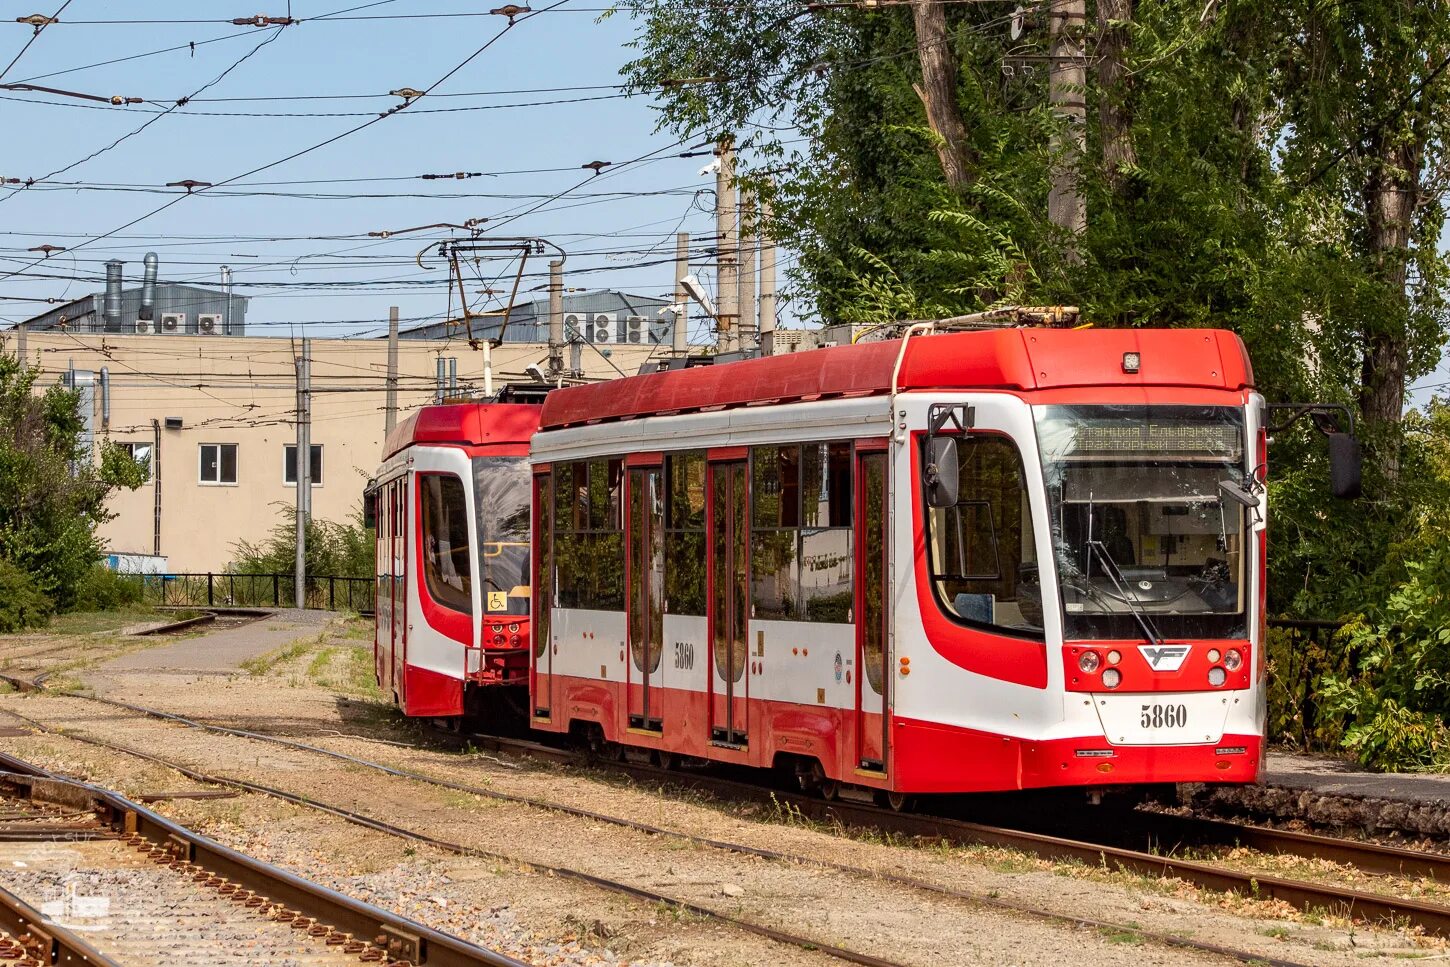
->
122, 572, 373, 614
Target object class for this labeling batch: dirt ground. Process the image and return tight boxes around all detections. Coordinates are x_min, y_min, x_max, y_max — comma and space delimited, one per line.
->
0, 611, 1440, 966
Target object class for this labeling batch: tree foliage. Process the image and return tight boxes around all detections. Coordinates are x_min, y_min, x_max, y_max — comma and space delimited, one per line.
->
230, 504, 374, 581
0, 354, 148, 620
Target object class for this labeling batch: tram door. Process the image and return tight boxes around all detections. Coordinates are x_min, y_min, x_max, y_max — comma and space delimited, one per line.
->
855, 450, 890, 771
709, 461, 749, 745
627, 467, 665, 730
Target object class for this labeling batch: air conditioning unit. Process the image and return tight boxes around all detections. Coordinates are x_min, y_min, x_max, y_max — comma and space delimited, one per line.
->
197, 313, 223, 334
622, 315, 645, 344
159, 312, 184, 333
134, 319, 152, 334
562, 312, 586, 341
588, 313, 613, 343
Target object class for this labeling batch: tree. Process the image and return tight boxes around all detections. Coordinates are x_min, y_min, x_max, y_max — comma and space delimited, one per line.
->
0, 354, 148, 614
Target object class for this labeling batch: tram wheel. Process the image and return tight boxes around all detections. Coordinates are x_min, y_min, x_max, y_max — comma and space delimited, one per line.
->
657, 751, 679, 771
884, 791, 911, 812
819, 779, 841, 801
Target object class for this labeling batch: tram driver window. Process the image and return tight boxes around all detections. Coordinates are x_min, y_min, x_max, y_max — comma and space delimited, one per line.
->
421, 473, 472, 614
924, 436, 1044, 638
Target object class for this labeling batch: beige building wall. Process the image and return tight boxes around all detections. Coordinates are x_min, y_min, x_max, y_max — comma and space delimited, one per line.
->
7, 331, 655, 574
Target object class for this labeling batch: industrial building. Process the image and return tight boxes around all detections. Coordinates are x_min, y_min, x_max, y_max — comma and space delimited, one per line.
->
15, 254, 248, 336
4, 330, 658, 574
399, 289, 678, 346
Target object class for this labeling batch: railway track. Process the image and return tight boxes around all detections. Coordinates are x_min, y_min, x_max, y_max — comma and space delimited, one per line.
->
0, 689, 1354, 967
0, 746, 523, 967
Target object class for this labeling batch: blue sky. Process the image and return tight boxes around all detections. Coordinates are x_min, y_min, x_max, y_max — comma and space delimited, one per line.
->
0, 0, 775, 341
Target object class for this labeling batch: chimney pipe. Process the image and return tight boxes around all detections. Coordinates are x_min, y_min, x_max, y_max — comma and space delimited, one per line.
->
220, 264, 233, 334
139, 252, 158, 321
103, 260, 124, 331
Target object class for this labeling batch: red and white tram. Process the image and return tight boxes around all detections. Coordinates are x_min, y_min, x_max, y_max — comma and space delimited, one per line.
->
369, 402, 540, 718
530, 326, 1288, 797
372, 324, 1356, 799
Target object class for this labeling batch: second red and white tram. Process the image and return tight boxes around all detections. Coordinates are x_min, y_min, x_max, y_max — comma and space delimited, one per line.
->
369, 402, 540, 718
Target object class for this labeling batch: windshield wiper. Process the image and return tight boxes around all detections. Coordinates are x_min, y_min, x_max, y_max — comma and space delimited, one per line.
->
1086, 539, 1165, 648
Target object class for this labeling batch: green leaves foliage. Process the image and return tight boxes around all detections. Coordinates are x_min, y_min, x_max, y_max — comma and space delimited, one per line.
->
230, 504, 375, 581
0, 354, 149, 620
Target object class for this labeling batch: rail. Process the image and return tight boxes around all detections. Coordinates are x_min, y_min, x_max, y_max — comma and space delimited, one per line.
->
118, 572, 373, 614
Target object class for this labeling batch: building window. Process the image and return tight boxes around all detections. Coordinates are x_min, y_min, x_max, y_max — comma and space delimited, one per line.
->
283, 444, 323, 485
117, 442, 152, 469
199, 443, 237, 484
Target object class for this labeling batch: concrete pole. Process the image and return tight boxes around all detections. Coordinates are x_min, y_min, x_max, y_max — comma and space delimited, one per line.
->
548, 260, 564, 376
715, 140, 738, 352
435, 356, 446, 403
385, 307, 399, 434
1048, 0, 1087, 258
759, 197, 777, 357
673, 232, 689, 355
738, 191, 757, 351
294, 338, 311, 609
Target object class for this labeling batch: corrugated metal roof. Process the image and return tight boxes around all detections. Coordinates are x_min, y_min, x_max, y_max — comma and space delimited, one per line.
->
14, 283, 248, 335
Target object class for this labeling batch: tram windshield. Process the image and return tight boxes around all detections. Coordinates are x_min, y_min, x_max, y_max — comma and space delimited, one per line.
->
472, 456, 531, 617
1035, 405, 1249, 640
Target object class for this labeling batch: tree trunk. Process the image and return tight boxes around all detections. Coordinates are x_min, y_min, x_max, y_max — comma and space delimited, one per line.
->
1048, 0, 1088, 250
1094, 0, 1137, 193
1359, 130, 1421, 481
911, 1, 973, 189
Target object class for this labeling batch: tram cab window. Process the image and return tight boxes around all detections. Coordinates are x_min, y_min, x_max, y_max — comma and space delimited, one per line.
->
751, 442, 853, 623
924, 436, 1044, 638
421, 473, 472, 614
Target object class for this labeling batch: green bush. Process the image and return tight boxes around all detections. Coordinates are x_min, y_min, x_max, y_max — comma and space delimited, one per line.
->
69, 564, 143, 613
0, 560, 52, 632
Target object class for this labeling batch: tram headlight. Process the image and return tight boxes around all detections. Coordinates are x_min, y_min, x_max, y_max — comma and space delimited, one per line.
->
1078, 651, 1101, 673
1101, 668, 1121, 689
1223, 649, 1242, 671
1207, 648, 1221, 663
1106, 650, 1121, 665
493, 634, 506, 646
491, 623, 503, 634
1207, 666, 1227, 687
509, 623, 520, 634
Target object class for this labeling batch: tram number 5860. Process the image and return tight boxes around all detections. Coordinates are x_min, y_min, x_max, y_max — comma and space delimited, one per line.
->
673, 641, 694, 671
1141, 703, 1188, 729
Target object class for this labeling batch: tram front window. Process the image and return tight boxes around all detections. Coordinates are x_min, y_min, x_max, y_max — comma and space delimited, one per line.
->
473, 457, 531, 617
1035, 405, 1249, 640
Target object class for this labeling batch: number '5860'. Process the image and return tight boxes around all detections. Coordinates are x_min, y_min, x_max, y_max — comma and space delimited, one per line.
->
1141, 704, 1188, 729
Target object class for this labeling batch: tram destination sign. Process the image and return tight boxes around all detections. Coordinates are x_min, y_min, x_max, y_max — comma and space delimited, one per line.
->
1070, 421, 1241, 457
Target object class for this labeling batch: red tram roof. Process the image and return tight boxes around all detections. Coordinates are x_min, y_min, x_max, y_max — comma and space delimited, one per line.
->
539, 327, 1253, 430
384, 403, 541, 459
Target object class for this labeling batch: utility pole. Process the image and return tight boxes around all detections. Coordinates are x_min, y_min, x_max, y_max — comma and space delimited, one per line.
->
673, 232, 689, 356
1048, 0, 1087, 257
758, 198, 777, 357
15, 323, 25, 367
294, 338, 311, 610
548, 260, 564, 378
715, 140, 738, 352
739, 191, 757, 351
385, 306, 399, 434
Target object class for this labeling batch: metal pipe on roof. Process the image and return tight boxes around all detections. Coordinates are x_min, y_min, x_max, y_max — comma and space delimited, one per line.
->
220, 264, 233, 334
103, 260, 124, 331
139, 252, 158, 322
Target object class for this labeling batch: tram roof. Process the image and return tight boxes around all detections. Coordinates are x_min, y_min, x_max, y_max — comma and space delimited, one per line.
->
538, 327, 1253, 430
385, 402, 541, 459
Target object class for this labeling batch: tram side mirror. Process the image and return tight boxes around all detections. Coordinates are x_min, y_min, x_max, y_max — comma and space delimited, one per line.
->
925, 436, 960, 508
1327, 433, 1362, 499
1218, 479, 1258, 509
362, 488, 377, 529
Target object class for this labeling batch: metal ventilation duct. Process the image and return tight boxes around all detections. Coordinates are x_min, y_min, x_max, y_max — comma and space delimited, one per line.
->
139, 252, 159, 321
103, 260, 124, 331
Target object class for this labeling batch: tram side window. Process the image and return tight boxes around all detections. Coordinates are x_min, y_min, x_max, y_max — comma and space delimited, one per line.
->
421, 473, 472, 614
924, 436, 1044, 638
664, 452, 707, 616
750, 443, 853, 623
534, 470, 552, 660
552, 458, 624, 611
